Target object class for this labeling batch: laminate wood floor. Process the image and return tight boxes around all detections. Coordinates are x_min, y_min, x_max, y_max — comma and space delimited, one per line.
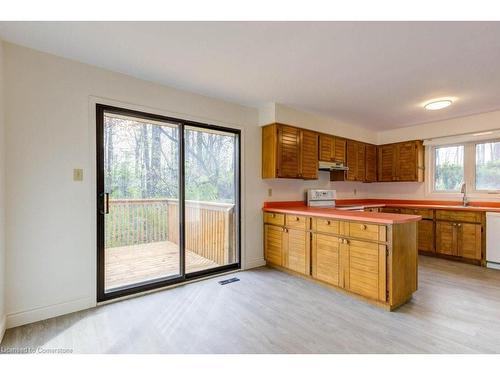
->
2, 256, 500, 353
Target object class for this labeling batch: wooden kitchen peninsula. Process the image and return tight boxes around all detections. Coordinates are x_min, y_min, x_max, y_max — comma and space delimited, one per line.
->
263, 205, 421, 310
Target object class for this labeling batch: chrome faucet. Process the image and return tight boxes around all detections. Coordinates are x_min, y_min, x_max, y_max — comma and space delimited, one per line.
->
461, 182, 468, 207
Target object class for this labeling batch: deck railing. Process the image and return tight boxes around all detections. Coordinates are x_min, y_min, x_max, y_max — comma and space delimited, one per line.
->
106, 198, 236, 265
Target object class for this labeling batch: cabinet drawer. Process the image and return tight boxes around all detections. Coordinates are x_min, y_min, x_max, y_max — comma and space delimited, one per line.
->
348, 222, 382, 241
435, 210, 482, 223
401, 208, 433, 219
381, 207, 403, 214
264, 212, 285, 226
286, 214, 308, 229
312, 218, 340, 234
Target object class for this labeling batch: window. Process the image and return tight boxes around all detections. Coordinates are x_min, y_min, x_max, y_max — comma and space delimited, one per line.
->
431, 138, 500, 195
475, 141, 500, 190
434, 145, 464, 191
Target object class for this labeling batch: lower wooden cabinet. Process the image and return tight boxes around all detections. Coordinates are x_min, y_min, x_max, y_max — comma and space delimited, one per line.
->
383, 206, 485, 264
264, 221, 310, 275
264, 224, 284, 266
457, 223, 482, 260
311, 233, 341, 286
264, 212, 418, 310
312, 234, 386, 302
346, 239, 387, 301
283, 227, 310, 275
418, 219, 434, 253
436, 221, 482, 260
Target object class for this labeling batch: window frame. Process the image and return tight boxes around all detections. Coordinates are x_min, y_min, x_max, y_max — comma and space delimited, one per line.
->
472, 138, 500, 193
431, 143, 466, 193
428, 138, 500, 198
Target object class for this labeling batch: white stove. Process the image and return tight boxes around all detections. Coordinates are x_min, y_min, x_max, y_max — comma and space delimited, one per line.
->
307, 189, 337, 208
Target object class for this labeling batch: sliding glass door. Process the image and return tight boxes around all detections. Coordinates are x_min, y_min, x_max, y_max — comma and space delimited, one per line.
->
96, 105, 240, 301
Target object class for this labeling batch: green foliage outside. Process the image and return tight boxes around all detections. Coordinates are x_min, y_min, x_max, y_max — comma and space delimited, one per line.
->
435, 162, 463, 191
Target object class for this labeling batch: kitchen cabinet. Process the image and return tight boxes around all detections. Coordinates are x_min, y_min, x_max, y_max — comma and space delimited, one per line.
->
283, 227, 310, 275
377, 140, 424, 182
417, 219, 434, 253
346, 140, 366, 182
436, 221, 481, 260
345, 238, 387, 301
380, 206, 484, 263
262, 123, 318, 179
264, 224, 284, 266
365, 143, 377, 182
312, 233, 341, 286
318, 134, 346, 163
381, 207, 434, 253
264, 212, 418, 310
264, 214, 310, 275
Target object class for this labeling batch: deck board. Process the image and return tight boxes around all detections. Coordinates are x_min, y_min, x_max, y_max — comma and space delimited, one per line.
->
105, 241, 218, 290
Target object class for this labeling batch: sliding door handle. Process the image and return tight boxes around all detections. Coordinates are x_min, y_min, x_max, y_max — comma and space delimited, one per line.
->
99, 192, 109, 214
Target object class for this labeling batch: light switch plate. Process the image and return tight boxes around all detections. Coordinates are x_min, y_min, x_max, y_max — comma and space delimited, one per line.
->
73, 168, 83, 181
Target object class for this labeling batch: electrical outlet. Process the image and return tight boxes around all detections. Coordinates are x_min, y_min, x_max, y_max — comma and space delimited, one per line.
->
268, 188, 273, 197
73, 168, 83, 181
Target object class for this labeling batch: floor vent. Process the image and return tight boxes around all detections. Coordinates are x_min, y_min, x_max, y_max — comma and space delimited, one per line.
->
218, 277, 240, 285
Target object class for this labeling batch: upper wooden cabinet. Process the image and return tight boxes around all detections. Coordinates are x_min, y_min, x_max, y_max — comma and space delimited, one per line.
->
365, 144, 377, 183
346, 140, 366, 181
318, 134, 346, 163
262, 123, 424, 183
377, 140, 424, 182
262, 124, 318, 179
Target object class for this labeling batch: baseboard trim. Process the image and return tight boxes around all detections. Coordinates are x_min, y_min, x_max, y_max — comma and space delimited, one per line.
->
245, 258, 266, 269
6, 297, 95, 329
0, 314, 6, 343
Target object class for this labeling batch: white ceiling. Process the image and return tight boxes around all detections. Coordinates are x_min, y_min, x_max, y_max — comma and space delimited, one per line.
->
1, 21, 500, 130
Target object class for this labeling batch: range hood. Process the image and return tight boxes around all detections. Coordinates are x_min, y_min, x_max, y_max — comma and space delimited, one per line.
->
318, 161, 349, 171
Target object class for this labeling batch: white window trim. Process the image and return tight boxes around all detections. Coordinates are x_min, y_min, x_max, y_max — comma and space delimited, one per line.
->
426, 139, 500, 200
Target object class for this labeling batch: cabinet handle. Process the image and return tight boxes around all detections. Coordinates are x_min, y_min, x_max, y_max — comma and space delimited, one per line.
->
338, 238, 343, 243
360, 224, 367, 230
272, 213, 276, 218
344, 239, 349, 244
458, 223, 462, 227
326, 220, 331, 225
295, 217, 300, 221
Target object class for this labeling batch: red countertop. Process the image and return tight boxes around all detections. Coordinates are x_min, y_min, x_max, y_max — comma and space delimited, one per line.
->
263, 206, 421, 225
263, 199, 500, 213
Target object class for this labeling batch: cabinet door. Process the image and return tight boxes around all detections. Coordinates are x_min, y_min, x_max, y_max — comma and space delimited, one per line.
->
378, 144, 396, 181
277, 125, 301, 178
346, 140, 358, 181
264, 224, 284, 266
365, 144, 377, 182
312, 233, 341, 286
436, 221, 457, 256
334, 137, 346, 163
284, 228, 310, 275
396, 142, 417, 181
356, 143, 366, 181
457, 223, 482, 260
319, 134, 334, 161
418, 219, 434, 252
300, 130, 318, 179
347, 239, 387, 302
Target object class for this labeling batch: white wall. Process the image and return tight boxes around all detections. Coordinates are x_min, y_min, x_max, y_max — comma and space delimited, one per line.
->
3, 43, 266, 328
271, 103, 378, 144
0, 39, 6, 340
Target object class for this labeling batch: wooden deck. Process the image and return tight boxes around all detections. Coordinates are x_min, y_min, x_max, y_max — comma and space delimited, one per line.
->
105, 240, 218, 290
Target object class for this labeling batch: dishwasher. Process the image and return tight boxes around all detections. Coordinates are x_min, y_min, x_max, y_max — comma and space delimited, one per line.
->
486, 212, 500, 269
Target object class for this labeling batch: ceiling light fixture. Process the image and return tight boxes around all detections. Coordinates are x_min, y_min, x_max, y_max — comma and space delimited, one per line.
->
424, 99, 453, 111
